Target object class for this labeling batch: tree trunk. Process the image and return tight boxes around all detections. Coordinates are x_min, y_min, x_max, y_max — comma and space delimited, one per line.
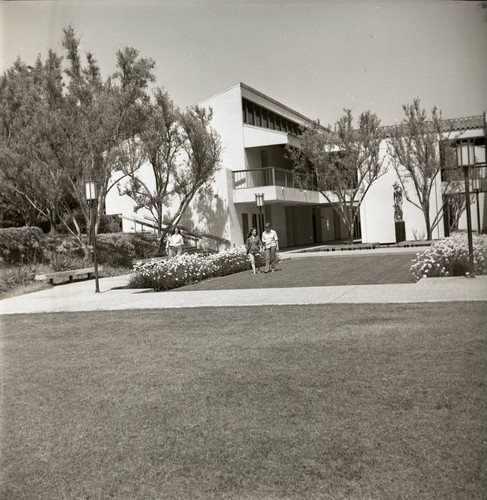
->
157, 205, 163, 238
424, 201, 432, 241
347, 223, 354, 245
48, 209, 57, 233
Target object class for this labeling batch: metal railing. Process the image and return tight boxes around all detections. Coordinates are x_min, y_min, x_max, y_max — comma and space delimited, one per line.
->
233, 167, 303, 190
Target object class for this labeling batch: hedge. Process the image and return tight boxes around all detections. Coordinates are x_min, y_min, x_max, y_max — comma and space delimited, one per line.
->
410, 233, 487, 280
129, 246, 264, 291
1, 227, 163, 269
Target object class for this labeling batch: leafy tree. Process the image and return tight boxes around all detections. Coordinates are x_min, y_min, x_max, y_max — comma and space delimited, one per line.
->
0, 54, 68, 231
288, 109, 385, 244
116, 88, 183, 237
116, 94, 222, 245
0, 25, 219, 253
169, 105, 222, 234
56, 27, 155, 244
0, 26, 156, 250
387, 99, 457, 240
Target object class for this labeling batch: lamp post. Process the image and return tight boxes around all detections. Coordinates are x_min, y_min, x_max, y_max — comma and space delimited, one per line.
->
474, 184, 481, 235
255, 192, 265, 233
85, 180, 100, 292
456, 140, 475, 277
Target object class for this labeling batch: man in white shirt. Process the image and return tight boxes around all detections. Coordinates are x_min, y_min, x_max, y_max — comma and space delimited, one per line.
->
261, 222, 279, 273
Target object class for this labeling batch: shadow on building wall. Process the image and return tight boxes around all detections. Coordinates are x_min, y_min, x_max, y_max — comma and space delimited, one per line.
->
180, 185, 228, 241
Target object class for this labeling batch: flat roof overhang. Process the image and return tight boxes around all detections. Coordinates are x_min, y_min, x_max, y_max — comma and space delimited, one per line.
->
243, 124, 302, 149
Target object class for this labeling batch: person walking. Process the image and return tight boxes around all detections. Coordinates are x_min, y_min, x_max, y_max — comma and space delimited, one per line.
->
166, 227, 184, 257
261, 222, 279, 273
245, 228, 262, 275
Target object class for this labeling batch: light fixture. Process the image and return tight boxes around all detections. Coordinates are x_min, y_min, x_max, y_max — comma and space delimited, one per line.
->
85, 180, 97, 202
255, 193, 265, 208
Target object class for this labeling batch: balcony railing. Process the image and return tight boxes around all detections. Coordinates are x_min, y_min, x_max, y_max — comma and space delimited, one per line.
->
233, 167, 304, 190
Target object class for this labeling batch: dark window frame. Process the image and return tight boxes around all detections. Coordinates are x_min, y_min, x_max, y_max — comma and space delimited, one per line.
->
242, 98, 300, 135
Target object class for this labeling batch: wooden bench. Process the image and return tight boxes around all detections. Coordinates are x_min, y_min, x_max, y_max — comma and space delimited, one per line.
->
35, 266, 103, 285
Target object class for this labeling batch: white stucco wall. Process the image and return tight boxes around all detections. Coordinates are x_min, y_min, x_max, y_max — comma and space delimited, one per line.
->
198, 84, 248, 245
360, 141, 445, 243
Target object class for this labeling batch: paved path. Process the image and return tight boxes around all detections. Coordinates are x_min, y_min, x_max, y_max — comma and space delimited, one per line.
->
1, 272, 486, 315
282, 247, 425, 258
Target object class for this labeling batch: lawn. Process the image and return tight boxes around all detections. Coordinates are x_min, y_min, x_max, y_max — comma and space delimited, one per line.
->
1, 303, 486, 499
174, 253, 416, 291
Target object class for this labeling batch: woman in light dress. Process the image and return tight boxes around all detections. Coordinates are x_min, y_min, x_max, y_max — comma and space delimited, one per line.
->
245, 228, 263, 274
166, 227, 184, 257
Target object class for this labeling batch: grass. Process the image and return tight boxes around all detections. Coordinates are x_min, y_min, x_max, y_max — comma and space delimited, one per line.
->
1, 252, 416, 298
174, 253, 416, 291
1, 303, 486, 499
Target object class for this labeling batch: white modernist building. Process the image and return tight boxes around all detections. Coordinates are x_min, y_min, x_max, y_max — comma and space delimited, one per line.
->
105, 82, 486, 248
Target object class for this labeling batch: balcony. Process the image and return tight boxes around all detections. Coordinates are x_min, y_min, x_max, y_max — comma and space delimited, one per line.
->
233, 167, 302, 190
232, 167, 332, 205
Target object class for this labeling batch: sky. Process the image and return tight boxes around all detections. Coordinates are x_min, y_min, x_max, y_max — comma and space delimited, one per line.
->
1, 0, 486, 127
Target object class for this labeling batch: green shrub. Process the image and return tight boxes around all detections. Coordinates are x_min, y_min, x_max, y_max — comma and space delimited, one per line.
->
0, 227, 47, 265
0, 264, 47, 293
48, 253, 90, 272
410, 233, 487, 280
129, 246, 264, 291
97, 233, 135, 267
44, 234, 86, 255
98, 214, 122, 234
43, 234, 89, 271
128, 233, 162, 259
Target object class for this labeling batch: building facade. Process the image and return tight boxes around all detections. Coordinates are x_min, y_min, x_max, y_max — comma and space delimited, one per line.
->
105, 82, 486, 248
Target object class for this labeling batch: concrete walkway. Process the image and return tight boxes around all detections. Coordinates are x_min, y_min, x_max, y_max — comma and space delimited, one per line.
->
1, 272, 486, 315
282, 246, 426, 258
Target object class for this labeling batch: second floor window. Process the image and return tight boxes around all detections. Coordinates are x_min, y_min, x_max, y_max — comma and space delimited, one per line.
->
242, 98, 300, 136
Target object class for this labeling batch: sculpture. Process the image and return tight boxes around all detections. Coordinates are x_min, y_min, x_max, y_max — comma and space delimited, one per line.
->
393, 181, 403, 222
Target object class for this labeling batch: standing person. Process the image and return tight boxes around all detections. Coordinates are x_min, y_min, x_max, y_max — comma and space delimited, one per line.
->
245, 228, 262, 275
166, 227, 184, 257
261, 222, 279, 273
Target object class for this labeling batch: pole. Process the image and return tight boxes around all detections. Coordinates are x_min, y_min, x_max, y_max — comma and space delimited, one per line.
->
257, 205, 263, 238
91, 201, 100, 292
464, 165, 475, 277
475, 189, 481, 235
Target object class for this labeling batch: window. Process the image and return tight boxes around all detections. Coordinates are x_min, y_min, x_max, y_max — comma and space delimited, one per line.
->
248, 102, 254, 125
275, 116, 281, 131
242, 98, 300, 135
269, 112, 275, 130
255, 107, 261, 127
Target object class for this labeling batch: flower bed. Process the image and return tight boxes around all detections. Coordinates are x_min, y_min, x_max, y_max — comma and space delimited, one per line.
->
410, 233, 487, 280
129, 246, 264, 291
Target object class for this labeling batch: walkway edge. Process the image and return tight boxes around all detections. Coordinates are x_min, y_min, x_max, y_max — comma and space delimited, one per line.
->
1, 276, 486, 315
